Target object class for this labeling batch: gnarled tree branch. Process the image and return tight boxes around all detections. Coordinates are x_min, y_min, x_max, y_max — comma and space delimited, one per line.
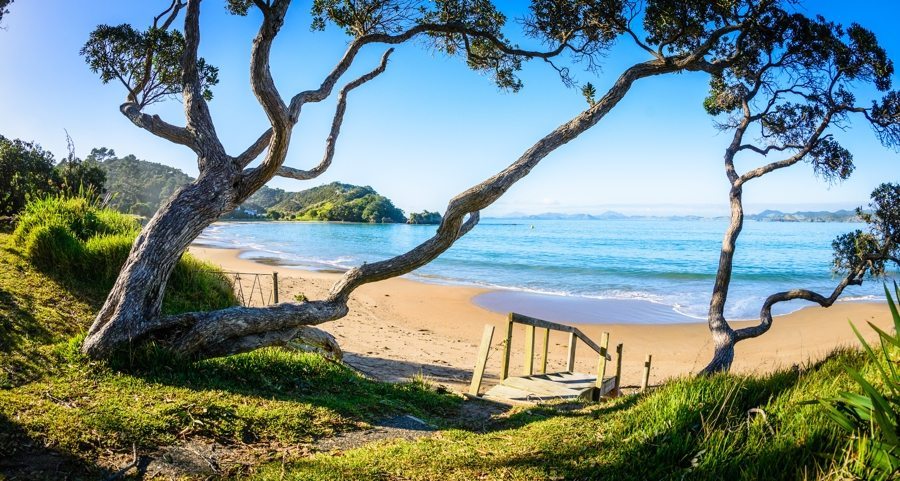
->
274, 48, 394, 182
119, 103, 198, 151
733, 266, 865, 341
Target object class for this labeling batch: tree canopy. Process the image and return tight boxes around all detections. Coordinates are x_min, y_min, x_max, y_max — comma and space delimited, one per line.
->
0, 136, 56, 217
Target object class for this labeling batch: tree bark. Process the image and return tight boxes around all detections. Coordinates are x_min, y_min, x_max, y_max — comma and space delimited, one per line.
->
83, 165, 238, 357
701, 185, 743, 374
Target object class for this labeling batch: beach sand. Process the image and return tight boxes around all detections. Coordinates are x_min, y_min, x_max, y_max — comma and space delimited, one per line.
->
189, 245, 893, 392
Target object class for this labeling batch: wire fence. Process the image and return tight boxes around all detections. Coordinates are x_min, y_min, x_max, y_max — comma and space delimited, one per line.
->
221, 271, 279, 307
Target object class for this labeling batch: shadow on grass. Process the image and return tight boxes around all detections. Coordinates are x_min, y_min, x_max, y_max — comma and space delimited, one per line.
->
278, 354, 859, 481
0, 411, 114, 480
106, 345, 467, 428
478, 367, 843, 480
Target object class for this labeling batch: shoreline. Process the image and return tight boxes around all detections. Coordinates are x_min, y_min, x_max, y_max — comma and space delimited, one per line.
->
188, 244, 893, 392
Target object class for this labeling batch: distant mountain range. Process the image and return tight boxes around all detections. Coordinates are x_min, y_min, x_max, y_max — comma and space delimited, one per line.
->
499, 209, 864, 222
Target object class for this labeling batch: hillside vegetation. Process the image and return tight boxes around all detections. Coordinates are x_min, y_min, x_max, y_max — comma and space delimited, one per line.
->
268, 182, 406, 223
101, 154, 194, 218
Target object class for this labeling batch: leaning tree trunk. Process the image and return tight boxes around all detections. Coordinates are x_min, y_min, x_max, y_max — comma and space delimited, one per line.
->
702, 184, 744, 374
83, 165, 238, 357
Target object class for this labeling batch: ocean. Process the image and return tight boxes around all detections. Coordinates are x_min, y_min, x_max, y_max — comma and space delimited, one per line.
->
196, 218, 888, 324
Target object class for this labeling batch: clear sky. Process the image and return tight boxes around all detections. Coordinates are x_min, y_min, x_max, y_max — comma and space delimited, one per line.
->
1, 1, 899, 216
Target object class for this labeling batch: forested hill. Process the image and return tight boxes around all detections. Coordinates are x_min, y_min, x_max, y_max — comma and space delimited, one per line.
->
96, 152, 404, 223
267, 182, 406, 223
101, 155, 193, 217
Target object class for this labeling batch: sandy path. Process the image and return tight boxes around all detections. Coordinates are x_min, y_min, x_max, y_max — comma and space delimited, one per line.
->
190, 246, 892, 392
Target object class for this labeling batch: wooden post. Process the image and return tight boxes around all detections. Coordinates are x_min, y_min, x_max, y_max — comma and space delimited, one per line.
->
540, 328, 550, 374
594, 331, 609, 389
641, 354, 653, 392
566, 332, 577, 372
468, 325, 495, 396
523, 324, 535, 376
614, 343, 623, 395
272, 271, 279, 304
500, 313, 514, 380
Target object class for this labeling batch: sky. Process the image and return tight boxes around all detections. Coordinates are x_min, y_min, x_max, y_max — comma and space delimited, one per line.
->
1, 1, 899, 216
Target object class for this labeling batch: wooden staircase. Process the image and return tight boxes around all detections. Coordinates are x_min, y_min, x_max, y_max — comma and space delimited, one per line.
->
468, 313, 623, 405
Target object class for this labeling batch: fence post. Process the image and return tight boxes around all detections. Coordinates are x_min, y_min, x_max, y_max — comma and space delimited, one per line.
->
469, 325, 495, 397
614, 343, 623, 395
566, 332, 577, 372
523, 324, 535, 376
594, 331, 609, 389
540, 328, 550, 374
272, 271, 279, 304
641, 354, 653, 392
500, 313, 514, 380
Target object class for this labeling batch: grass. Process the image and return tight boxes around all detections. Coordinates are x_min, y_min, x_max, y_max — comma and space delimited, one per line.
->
253, 352, 871, 480
0, 221, 463, 479
0, 198, 891, 479
0, 339, 459, 461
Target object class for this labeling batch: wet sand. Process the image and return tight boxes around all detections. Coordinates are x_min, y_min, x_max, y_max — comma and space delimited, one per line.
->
189, 245, 893, 392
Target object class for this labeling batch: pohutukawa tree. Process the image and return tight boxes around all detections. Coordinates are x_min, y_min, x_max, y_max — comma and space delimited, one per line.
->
80, 0, 799, 361
699, 14, 900, 373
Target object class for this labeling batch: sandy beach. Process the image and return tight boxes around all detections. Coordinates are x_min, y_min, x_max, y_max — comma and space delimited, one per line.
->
189, 245, 893, 392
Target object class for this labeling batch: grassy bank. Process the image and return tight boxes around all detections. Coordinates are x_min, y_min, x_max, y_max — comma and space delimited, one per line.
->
0, 199, 888, 479
253, 350, 870, 480
0, 228, 462, 479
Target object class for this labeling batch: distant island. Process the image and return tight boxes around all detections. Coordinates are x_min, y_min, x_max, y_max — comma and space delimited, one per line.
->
499, 209, 865, 223
256, 182, 405, 223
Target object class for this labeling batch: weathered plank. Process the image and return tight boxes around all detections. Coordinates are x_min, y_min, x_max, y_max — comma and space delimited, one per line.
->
566, 332, 577, 372
614, 343, 623, 394
510, 313, 610, 360
540, 328, 549, 374
468, 324, 495, 396
523, 324, 535, 376
504, 375, 586, 396
500, 314, 513, 380
641, 354, 653, 392
594, 331, 609, 389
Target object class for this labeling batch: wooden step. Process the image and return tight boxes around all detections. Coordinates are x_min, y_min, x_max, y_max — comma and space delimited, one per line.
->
482, 371, 617, 405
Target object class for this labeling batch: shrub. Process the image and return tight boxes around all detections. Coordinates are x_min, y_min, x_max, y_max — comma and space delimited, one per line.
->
83, 233, 134, 284
22, 223, 84, 274
165, 254, 237, 314
14, 195, 236, 314
812, 283, 900, 479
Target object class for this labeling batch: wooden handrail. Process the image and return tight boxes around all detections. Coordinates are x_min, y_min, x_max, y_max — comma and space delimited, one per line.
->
510, 313, 611, 361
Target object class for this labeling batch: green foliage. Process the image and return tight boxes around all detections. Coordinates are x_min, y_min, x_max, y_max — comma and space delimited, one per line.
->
96, 149, 194, 218
0, 233, 100, 388
54, 158, 107, 197
832, 183, 900, 277
81, 23, 219, 107
0, 0, 12, 23
0, 135, 56, 217
810, 284, 900, 479
408, 210, 442, 225
703, 12, 900, 183
271, 182, 405, 223
165, 254, 238, 315
581, 82, 596, 107
223, 186, 287, 220
11, 195, 235, 314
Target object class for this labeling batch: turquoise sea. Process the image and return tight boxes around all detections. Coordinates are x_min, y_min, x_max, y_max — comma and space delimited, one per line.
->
196, 219, 889, 323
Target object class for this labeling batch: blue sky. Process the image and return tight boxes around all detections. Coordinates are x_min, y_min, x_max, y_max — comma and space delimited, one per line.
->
1, 1, 899, 216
